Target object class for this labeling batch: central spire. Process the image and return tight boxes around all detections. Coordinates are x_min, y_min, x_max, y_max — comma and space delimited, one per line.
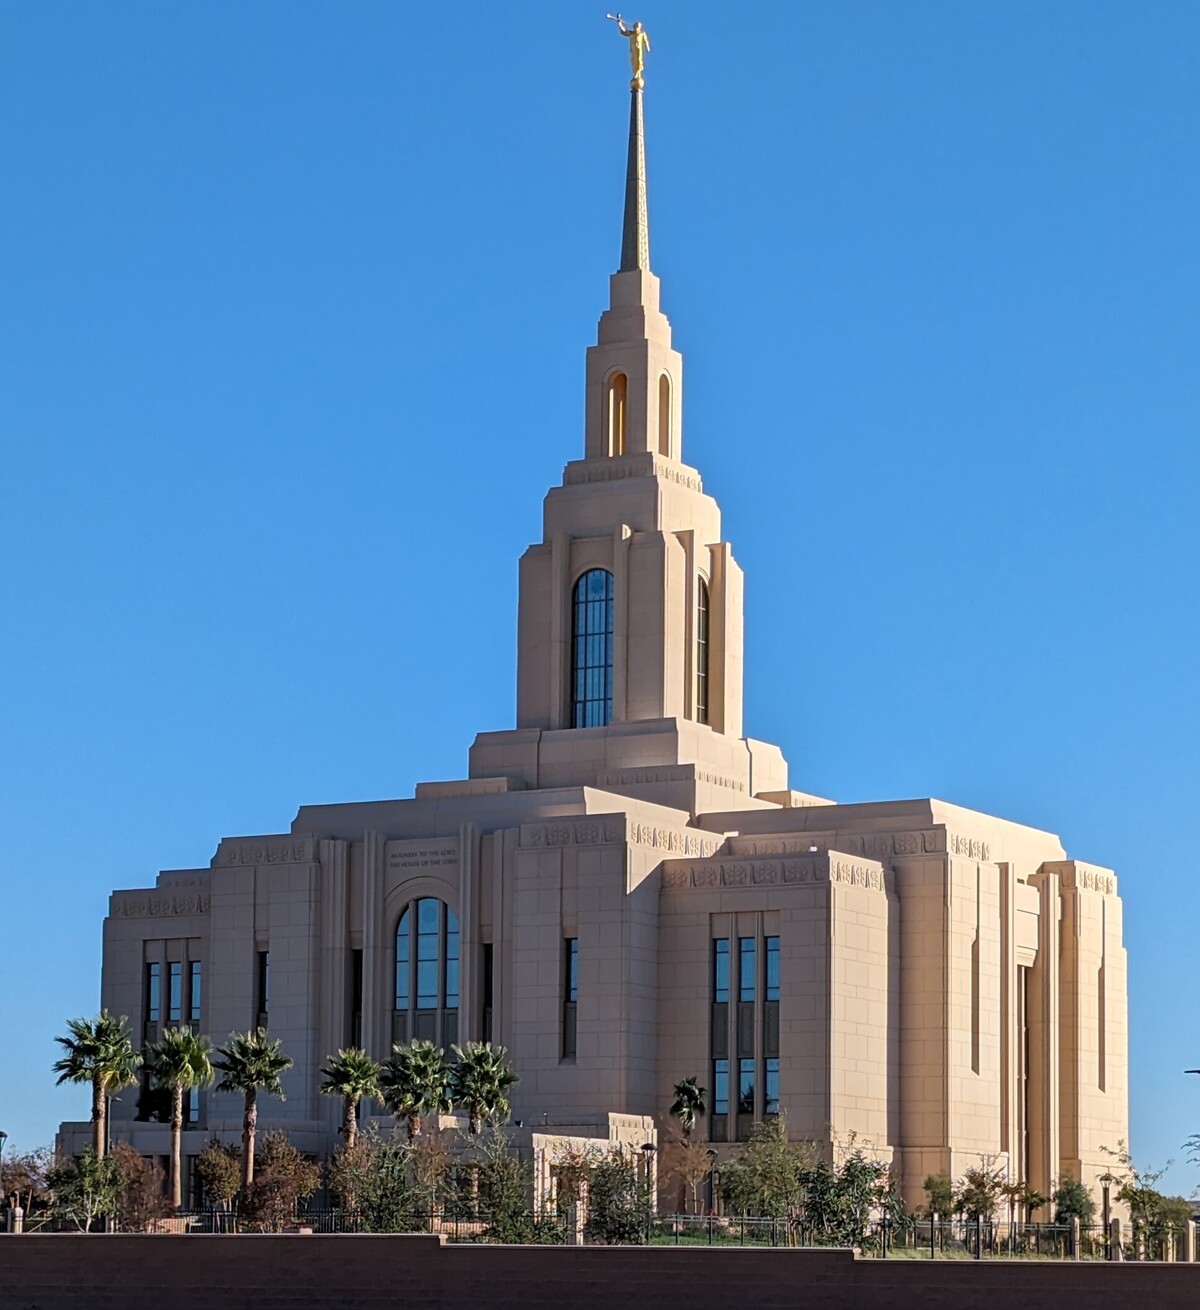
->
620, 84, 650, 272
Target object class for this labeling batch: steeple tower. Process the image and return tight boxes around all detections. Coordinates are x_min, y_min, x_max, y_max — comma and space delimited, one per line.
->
468, 38, 790, 813
620, 81, 650, 273
583, 75, 680, 464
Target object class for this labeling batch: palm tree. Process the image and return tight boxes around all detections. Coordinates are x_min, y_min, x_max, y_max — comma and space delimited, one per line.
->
145, 1025, 214, 1209
320, 1048, 380, 1150
214, 1028, 292, 1191
669, 1076, 707, 1141
53, 1011, 142, 1159
378, 1040, 451, 1140
448, 1041, 518, 1135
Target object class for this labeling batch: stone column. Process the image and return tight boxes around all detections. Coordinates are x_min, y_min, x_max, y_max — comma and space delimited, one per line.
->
458, 823, 478, 1043
318, 838, 349, 1134
361, 831, 386, 1061
1027, 868, 1061, 1201
998, 863, 1020, 1171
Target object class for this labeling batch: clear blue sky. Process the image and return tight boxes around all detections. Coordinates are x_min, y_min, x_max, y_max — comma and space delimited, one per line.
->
2, 2, 1198, 1193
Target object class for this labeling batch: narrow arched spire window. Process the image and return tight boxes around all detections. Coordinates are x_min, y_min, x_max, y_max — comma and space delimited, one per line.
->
658, 373, 671, 457
607, 373, 627, 457
571, 568, 614, 727
695, 578, 710, 725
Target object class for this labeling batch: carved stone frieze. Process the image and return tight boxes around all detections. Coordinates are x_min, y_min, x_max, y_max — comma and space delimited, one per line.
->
660, 852, 887, 893
595, 766, 745, 794
521, 817, 722, 857
1046, 862, 1117, 896
111, 893, 211, 919
215, 836, 313, 868
949, 833, 992, 861
563, 455, 703, 494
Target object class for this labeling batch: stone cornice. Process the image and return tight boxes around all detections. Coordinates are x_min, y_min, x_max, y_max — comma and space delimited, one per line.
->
213, 836, 315, 868
110, 891, 211, 919
661, 850, 888, 893
1042, 860, 1118, 896
520, 816, 723, 858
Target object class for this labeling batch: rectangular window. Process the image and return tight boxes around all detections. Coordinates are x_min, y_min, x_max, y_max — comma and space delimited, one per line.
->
256, 951, 270, 1026
417, 900, 439, 1009
714, 1059, 730, 1113
146, 962, 161, 1025
350, 949, 363, 1048
765, 936, 779, 1002
738, 938, 755, 1002
713, 939, 730, 1003
481, 943, 494, 1043
185, 1087, 199, 1128
711, 1058, 729, 1143
764, 1058, 780, 1116
445, 919, 460, 1010
189, 961, 202, 1024
562, 938, 578, 1059
738, 1059, 755, 1114
168, 962, 183, 1024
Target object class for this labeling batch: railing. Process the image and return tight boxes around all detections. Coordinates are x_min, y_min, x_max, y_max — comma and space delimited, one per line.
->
13, 1208, 1198, 1258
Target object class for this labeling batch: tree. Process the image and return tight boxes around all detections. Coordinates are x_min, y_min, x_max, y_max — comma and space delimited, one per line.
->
1053, 1177, 1097, 1226
378, 1040, 451, 1140
329, 1135, 417, 1233
719, 1117, 812, 1219
923, 1172, 954, 1218
660, 1132, 711, 1213
320, 1047, 380, 1151
110, 1143, 171, 1232
668, 1076, 707, 1141
552, 1140, 600, 1209
473, 1126, 562, 1244
240, 1132, 321, 1233
195, 1139, 241, 1216
448, 1042, 518, 1135
1020, 1185, 1048, 1223
955, 1158, 1004, 1221
408, 1130, 455, 1216
1101, 1141, 1171, 1235
3, 1147, 52, 1217
214, 1028, 292, 1192
46, 1149, 120, 1232
145, 1025, 214, 1209
585, 1147, 649, 1245
52, 1011, 141, 1159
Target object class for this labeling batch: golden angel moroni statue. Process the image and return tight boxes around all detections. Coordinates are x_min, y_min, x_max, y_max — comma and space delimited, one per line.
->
607, 14, 651, 85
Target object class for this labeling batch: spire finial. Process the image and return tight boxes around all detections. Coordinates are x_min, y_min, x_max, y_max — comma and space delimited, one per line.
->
606, 16, 651, 272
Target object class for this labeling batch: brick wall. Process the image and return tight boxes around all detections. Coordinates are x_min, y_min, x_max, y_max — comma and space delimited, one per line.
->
0, 1234, 1197, 1310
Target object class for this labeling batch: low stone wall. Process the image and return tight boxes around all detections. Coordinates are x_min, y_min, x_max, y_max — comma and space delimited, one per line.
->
0, 1234, 1197, 1310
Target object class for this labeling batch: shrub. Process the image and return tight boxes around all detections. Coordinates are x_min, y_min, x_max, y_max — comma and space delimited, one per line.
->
240, 1132, 321, 1232
110, 1143, 171, 1232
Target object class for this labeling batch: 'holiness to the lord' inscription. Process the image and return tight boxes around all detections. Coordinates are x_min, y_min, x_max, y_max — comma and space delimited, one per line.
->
387, 840, 459, 875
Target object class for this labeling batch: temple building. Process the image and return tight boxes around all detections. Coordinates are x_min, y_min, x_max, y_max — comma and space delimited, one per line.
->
61, 69, 1129, 1211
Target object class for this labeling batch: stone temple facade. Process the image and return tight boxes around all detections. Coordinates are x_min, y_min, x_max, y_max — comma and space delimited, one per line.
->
61, 79, 1129, 1211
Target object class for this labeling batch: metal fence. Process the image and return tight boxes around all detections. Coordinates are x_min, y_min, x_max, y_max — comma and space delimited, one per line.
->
13, 1208, 1198, 1259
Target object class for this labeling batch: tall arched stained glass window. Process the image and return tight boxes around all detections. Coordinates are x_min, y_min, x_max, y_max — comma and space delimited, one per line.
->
571, 569, 614, 728
696, 578, 710, 725
393, 897, 458, 1047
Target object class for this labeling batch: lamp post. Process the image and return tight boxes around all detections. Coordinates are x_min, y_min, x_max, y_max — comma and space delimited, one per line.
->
706, 1148, 718, 1215
0, 1130, 7, 1231
640, 1142, 656, 1243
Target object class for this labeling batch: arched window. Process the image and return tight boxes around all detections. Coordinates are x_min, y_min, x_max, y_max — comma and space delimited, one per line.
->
696, 578, 710, 725
394, 897, 459, 1046
658, 373, 671, 457
607, 372, 627, 456
571, 568, 614, 728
